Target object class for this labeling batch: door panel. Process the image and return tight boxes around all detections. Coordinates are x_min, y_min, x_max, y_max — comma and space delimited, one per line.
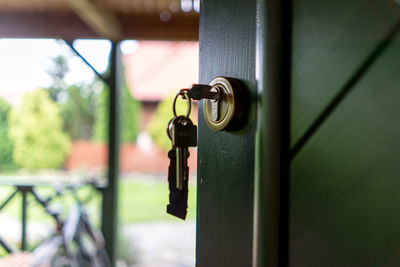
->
198, 0, 400, 266
290, 34, 400, 267
196, 0, 257, 266
291, 0, 400, 145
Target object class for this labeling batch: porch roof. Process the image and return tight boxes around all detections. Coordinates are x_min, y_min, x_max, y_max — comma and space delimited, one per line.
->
0, 0, 199, 40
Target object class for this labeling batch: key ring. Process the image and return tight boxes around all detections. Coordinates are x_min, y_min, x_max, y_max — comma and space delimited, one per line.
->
172, 89, 191, 118
166, 116, 177, 140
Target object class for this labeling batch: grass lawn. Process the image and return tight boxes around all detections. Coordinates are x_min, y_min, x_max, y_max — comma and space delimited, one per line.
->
119, 179, 196, 223
0, 179, 196, 225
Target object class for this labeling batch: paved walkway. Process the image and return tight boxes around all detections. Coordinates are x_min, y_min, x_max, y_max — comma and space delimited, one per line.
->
0, 214, 196, 267
0, 214, 51, 248
122, 220, 196, 267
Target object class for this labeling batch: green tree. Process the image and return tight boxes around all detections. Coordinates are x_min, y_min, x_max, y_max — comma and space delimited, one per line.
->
92, 85, 108, 142
121, 76, 141, 142
0, 98, 15, 169
92, 73, 140, 143
147, 94, 195, 151
45, 55, 98, 140
9, 89, 71, 170
61, 84, 97, 140
45, 55, 69, 102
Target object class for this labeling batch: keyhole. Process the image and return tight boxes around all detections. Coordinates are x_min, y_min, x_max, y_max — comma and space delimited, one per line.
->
210, 86, 221, 121
203, 77, 244, 131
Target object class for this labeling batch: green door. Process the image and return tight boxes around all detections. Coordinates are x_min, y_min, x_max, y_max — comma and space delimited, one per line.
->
196, 0, 257, 266
289, 0, 400, 266
197, 0, 400, 266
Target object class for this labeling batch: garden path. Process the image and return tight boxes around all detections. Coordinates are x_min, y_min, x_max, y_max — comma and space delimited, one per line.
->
123, 220, 196, 267
0, 214, 196, 267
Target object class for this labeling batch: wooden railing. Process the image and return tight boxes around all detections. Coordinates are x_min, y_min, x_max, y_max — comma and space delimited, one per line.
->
0, 181, 102, 253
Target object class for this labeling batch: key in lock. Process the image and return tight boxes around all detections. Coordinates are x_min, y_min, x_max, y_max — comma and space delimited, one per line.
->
202, 77, 245, 131
186, 76, 246, 131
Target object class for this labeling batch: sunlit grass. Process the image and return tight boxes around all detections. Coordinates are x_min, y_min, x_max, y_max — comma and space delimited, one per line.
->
0, 179, 196, 225
119, 179, 196, 223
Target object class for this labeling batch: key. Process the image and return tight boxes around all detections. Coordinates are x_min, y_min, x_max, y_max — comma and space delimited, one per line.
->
187, 84, 221, 101
166, 117, 190, 219
166, 116, 197, 220
166, 148, 189, 220
172, 116, 197, 190
166, 90, 197, 220
167, 148, 188, 220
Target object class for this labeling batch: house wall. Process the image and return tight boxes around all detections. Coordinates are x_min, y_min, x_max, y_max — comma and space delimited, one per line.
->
65, 140, 197, 174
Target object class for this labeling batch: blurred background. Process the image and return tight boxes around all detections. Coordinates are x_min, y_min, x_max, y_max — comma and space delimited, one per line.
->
0, 38, 198, 267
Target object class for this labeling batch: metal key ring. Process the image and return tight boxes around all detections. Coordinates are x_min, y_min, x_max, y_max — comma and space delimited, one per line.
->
172, 90, 191, 118
166, 116, 177, 140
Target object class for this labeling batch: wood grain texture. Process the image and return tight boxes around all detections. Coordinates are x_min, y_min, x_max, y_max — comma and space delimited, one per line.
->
0, 0, 66, 11
64, 0, 123, 40
290, 29, 400, 267
0, 0, 172, 13
291, 0, 400, 146
196, 0, 257, 266
0, 11, 198, 40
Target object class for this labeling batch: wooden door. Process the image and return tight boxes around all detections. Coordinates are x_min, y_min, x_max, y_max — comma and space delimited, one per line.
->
197, 0, 400, 266
196, 0, 257, 266
289, 0, 400, 266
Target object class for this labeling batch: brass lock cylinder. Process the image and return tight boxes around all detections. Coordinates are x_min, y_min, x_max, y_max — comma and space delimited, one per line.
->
203, 77, 245, 131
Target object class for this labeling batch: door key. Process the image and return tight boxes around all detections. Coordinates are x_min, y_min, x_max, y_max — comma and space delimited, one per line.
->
166, 91, 197, 220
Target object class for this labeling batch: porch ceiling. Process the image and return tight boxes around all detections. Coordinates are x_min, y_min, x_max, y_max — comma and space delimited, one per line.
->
0, 0, 199, 40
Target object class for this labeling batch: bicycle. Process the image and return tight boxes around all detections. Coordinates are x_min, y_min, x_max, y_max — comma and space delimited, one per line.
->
30, 182, 111, 267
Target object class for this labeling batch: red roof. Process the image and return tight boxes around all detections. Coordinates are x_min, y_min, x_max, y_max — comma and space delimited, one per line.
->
0, 90, 25, 106
124, 41, 198, 101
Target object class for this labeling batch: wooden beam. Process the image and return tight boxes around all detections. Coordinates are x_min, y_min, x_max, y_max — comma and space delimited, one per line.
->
0, 11, 96, 39
0, 11, 199, 40
121, 12, 199, 40
63, 0, 122, 40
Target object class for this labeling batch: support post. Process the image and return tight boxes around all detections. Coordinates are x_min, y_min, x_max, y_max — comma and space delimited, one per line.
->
254, 0, 291, 266
101, 41, 121, 266
20, 186, 30, 251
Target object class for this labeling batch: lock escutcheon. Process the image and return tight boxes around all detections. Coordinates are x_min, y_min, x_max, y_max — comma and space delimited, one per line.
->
203, 77, 245, 131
